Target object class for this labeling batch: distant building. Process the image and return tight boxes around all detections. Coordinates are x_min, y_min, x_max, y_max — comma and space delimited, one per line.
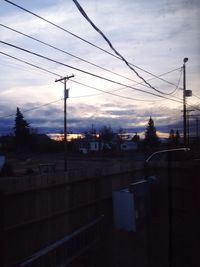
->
120, 141, 138, 151
76, 135, 100, 154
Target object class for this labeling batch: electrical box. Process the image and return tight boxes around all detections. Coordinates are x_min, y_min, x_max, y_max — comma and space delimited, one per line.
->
113, 189, 136, 232
113, 180, 151, 232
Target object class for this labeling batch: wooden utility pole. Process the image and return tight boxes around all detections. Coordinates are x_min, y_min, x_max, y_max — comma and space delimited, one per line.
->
55, 75, 74, 172
186, 110, 194, 146
183, 58, 188, 146
189, 114, 200, 139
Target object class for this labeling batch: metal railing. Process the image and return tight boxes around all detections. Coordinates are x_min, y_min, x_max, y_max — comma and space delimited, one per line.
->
19, 215, 104, 267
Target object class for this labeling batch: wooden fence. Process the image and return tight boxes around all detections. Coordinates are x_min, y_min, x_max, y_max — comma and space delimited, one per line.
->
0, 162, 143, 267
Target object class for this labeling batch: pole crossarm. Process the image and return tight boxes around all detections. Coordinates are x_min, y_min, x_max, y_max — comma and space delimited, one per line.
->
55, 74, 75, 83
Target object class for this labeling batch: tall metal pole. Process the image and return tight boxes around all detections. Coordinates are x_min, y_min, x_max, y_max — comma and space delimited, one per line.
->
55, 74, 74, 172
183, 58, 188, 146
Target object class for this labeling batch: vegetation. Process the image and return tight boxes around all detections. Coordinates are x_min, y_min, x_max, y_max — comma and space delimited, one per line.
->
14, 107, 30, 150
0, 107, 63, 153
168, 129, 180, 147
99, 125, 114, 142
144, 117, 159, 148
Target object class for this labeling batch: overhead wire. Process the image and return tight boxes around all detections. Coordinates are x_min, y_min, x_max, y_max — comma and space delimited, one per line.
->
0, 40, 184, 104
3, 44, 198, 114
0, 50, 161, 102
3, 0, 122, 60
0, 51, 182, 103
4, 0, 181, 89
1, 59, 199, 122
0, 22, 182, 90
0, 98, 63, 119
186, 103, 200, 112
0, 23, 148, 87
3, 53, 196, 123
167, 67, 183, 95
72, 0, 177, 96
70, 79, 159, 102
193, 93, 200, 100
0, 51, 62, 79
126, 67, 181, 90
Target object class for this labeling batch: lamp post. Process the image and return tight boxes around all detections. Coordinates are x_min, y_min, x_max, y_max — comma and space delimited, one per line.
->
183, 58, 188, 146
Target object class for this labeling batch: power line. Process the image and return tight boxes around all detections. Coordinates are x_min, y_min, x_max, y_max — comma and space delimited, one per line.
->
70, 79, 159, 102
0, 24, 180, 92
1, 94, 199, 122
0, 23, 149, 87
187, 104, 200, 112
0, 22, 182, 90
1, 49, 182, 99
0, 50, 160, 103
167, 67, 183, 95
4, 53, 195, 116
0, 51, 62, 78
0, 62, 199, 120
4, 0, 181, 88
0, 40, 184, 104
128, 67, 181, 90
72, 0, 177, 96
4, 0, 122, 60
0, 98, 63, 119
193, 93, 200, 100
2, 42, 194, 110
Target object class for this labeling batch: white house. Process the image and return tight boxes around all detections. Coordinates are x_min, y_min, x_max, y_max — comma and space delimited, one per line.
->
120, 141, 138, 151
78, 135, 100, 154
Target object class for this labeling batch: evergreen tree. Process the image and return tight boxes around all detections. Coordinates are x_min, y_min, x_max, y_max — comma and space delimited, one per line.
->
132, 132, 140, 143
175, 130, 180, 145
14, 107, 30, 148
144, 117, 159, 147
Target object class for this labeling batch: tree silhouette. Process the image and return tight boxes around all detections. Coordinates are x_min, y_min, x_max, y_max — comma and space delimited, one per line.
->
144, 117, 159, 147
132, 132, 140, 143
169, 129, 175, 140
14, 107, 30, 149
175, 130, 180, 145
99, 125, 114, 142
168, 129, 180, 146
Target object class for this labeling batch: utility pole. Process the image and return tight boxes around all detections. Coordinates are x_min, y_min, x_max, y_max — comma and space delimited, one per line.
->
183, 58, 188, 146
55, 74, 74, 172
189, 114, 200, 139
186, 109, 194, 146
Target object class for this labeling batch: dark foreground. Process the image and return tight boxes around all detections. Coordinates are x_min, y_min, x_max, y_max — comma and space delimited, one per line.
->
72, 162, 200, 267
1, 153, 199, 267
